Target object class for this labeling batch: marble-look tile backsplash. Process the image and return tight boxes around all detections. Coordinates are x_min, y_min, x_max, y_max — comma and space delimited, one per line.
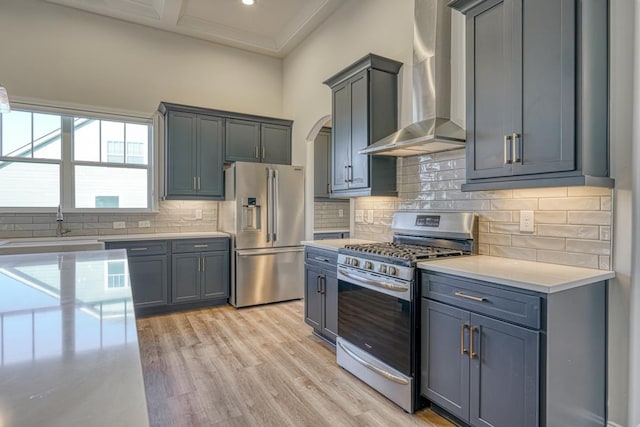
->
354, 149, 613, 270
314, 200, 350, 230
0, 200, 218, 238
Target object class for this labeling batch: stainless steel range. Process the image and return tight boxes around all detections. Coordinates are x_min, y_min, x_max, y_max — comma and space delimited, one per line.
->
336, 212, 477, 413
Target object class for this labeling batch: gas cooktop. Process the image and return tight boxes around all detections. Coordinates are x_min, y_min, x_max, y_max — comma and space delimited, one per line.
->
342, 242, 463, 262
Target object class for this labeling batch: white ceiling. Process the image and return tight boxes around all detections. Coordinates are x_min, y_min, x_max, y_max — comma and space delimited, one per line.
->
44, 0, 344, 57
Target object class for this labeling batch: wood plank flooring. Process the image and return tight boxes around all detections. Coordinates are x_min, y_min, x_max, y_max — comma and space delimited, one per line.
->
136, 300, 454, 427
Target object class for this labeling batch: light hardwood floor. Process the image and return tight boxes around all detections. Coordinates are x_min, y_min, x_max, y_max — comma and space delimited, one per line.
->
137, 300, 454, 427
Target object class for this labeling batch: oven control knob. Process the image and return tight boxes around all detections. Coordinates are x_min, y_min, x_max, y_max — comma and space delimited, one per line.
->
351, 259, 360, 267
344, 257, 352, 265
364, 261, 373, 270
379, 264, 387, 274
388, 266, 398, 276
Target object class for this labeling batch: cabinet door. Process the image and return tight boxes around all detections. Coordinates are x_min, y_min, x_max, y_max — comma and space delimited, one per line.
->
167, 111, 197, 196
201, 251, 229, 300
314, 128, 331, 198
127, 255, 168, 308
225, 118, 260, 162
304, 264, 322, 330
466, 0, 514, 180
469, 313, 539, 427
197, 115, 224, 198
171, 253, 200, 303
512, 0, 575, 175
348, 70, 369, 189
261, 123, 291, 165
331, 82, 350, 192
421, 300, 470, 422
321, 268, 338, 342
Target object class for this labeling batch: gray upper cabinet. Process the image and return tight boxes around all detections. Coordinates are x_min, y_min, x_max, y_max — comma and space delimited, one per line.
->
162, 105, 224, 200
225, 119, 292, 165
323, 54, 402, 198
314, 127, 331, 198
450, 0, 613, 191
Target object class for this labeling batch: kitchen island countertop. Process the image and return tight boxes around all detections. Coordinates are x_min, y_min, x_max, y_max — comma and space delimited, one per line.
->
301, 238, 377, 252
418, 255, 615, 293
0, 249, 149, 427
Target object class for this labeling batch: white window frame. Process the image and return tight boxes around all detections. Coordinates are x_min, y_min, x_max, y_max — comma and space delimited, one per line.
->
0, 98, 156, 213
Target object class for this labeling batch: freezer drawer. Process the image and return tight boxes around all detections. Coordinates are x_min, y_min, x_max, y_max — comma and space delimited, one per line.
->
233, 246, 304, 307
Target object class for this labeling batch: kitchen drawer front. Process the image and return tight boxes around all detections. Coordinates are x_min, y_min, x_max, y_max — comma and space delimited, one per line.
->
171, 238, 228, 254
305, 247, 338, 268
106, 240, 168, 257
422, 272, 542, 329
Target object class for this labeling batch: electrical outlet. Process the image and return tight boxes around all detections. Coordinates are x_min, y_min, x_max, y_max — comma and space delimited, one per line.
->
520, 210, 534, 233
113, 221, 126, 229
138, 220, 151, 228
338, 209, 344, 218
195, 209, 203, 220
367, 210, 374, 224
355, 210, 364, 223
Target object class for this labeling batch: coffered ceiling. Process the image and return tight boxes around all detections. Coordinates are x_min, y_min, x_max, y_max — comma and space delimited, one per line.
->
44, 0, 344, 57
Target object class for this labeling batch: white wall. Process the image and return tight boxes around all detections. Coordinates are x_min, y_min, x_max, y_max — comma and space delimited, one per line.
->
0, 0, 284, 117
282, 0, 414, 240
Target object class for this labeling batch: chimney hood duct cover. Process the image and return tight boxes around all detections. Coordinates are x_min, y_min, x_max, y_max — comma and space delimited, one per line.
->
360, 0, 465, 157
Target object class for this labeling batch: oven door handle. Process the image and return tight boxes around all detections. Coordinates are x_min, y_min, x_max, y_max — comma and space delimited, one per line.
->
338, 340, 409, 385
338, 269, 409, 292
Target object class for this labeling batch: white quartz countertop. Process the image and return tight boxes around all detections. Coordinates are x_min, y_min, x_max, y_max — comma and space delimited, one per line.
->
99, 231, 229, 242
313, 229, 350, 234
0, 249, 149, 426
301, 238, 377, 252
417, 255, 615, 294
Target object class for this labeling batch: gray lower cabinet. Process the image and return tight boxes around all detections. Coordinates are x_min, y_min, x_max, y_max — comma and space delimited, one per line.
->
105, 240, 169, 309
450, 0, 612, 190
313, 232, 349, 240
421, 271, 606, 427
323, 54, 402, 198
225, 119, 292, 165
171, 238, 230, 304
304, 247, 338, 343
106, 237, 229, 313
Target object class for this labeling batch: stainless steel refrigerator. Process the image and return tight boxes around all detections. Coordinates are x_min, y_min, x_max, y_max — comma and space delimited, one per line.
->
219, 162, 305, 307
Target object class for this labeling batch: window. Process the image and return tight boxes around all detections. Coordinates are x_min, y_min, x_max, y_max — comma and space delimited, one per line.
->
106, 260, 129, 289
0, 106, 152, 210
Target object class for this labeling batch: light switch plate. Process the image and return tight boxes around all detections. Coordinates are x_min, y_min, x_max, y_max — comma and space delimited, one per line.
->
520, 210, 534, 233
195, 209, 203, 220
113, 221, 126, 229
138, 220, 151, 228
355, 210, 364, 223
338, 209, 344, 218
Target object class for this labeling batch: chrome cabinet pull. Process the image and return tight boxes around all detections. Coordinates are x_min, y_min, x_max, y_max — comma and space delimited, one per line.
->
197, 176, 201, 190
193, 244, 209, 248
262, 146, 266, 159
130, 247, 148, 252
504, 135, 512, 164
470, 326, 479, 359
338, 340, 409, 385
512, 132, 521, 163
254, 146, 259, 158
313, 256, 330, 263
347, 165, 352, 182
320, 275, 326, 294
454, 291, 487, 302
197, 257, 201, 272
193, 176, 197, 190
201, 257, 205, 272
344, 165, 349, 183
461, 323, 469, 355
327, 183, 331, 194
316, 275, 321, 293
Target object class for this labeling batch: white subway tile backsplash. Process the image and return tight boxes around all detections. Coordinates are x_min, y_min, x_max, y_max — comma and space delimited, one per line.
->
567, 211, 611, 226
538, 197, 601, 211
537, 224, 600, 239
355, 151, 613, 270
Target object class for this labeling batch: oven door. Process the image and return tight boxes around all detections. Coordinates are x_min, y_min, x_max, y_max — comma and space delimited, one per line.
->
337, 265, 413, 376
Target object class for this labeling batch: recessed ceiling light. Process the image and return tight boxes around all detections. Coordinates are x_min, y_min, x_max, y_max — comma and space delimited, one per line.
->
242, 0, 255, 5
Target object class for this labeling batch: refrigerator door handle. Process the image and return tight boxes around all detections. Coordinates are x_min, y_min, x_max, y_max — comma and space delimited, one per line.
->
273, 169, 278, 242
266, 168, 272, 242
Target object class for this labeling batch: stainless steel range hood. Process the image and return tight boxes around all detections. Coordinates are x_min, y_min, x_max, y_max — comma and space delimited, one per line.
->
360, 0, 465, 157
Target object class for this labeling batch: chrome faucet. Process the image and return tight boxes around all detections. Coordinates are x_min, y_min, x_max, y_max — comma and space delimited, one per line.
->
56, 205, 71, 237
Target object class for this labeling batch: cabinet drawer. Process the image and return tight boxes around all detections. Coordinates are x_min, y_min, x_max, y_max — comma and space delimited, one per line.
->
305, 247, 338, 268
106, 240, 168, 257
422, 272, 542, 329
171, 238, 228, 253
